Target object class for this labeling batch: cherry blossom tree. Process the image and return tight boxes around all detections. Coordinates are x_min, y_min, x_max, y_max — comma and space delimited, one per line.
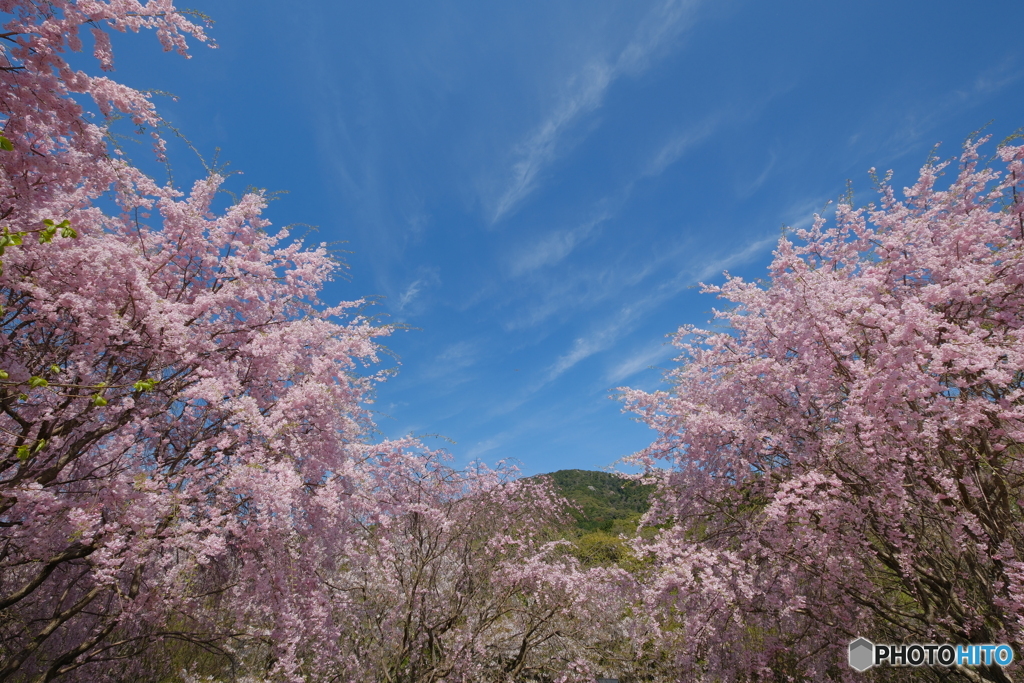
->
624, 137, 1024, 682
277, 461, 624, 683
0, 3, 632, 682
78, 448, 648, 683
0, 2, 404, 680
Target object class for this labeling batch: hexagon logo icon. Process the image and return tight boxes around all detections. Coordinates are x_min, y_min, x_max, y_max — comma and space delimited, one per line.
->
849, 638, 874, 671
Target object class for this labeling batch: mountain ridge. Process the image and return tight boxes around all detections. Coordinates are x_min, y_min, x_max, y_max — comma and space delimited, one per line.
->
532, 469, 654, 533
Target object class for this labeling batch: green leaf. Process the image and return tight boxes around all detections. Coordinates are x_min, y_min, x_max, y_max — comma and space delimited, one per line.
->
28, 376, 48, 388
0, 370, 7, 379
91, 395, 108, 407
60, 224, 77, 239
39, 226, 57, 244
50, 364, 61, 374
133, 378, 158, 392
43, 219, 55, 227
3, 232, 23, 246
16, 445, 30, 461
33, 438, 46, 453
0, 135, 12, 151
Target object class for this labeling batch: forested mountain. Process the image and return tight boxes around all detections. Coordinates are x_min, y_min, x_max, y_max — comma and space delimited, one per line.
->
538, 470, 654, 533
531, 470, 656, 571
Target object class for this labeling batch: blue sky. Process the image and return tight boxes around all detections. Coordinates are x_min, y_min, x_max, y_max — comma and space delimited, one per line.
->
108, 0, 1022, 475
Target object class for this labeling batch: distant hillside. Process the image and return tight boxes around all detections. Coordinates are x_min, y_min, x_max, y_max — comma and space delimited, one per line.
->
539, 469, 654, 533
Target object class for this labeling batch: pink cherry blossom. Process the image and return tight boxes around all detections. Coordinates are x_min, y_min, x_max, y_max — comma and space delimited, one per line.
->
624, 137, 1024, 682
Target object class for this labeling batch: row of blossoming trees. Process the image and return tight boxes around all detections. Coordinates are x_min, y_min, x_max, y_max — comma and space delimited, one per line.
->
1, 2, 1022, 682
623, 135, 1024, 683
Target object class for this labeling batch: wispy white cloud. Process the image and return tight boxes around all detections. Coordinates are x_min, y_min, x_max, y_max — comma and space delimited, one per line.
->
510, 229, 581, 275
614, 0, 701, 76
491, 62, 613, 223
421, 341, 479, 382
736, 150, 777, 199
395, 267, 441, 313
644, 117, 719, 178
693, 234, 778, 283
501, 229, 694, 332
548, 321, 627, 381
437, 340, 477, 365
398, 280, 424, 309
962, 54, 1021, 99
508, 211, 610, 277
525, 242, 771, 392
845, 56, 1022, 171
606, 340, 676, 384
501, 255, 655, 332
764, 195, 845, 240
490, 0, 702, 223
465, 436, 503, 460
546, 233, 776, 382
499, 117, 719, 327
